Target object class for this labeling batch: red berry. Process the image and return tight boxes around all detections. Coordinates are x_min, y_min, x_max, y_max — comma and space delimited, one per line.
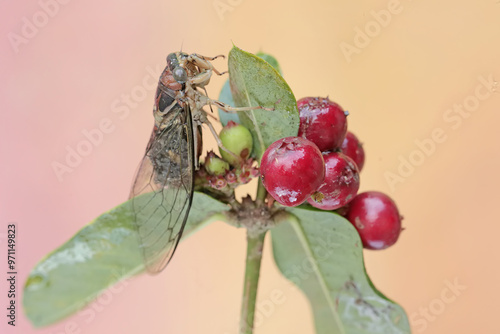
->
346, 191, 402, 250
261, 137, 325, 207
341, 131, 365, 171
297, 97, 348, 152
307, 152, 360, 210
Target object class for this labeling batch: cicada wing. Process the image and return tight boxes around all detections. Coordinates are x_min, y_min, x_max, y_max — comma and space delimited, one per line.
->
129, 107, 194, 274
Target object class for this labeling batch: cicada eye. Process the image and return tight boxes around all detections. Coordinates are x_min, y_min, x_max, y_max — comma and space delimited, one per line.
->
172, 66, 187, 83
167, 53, 179, 71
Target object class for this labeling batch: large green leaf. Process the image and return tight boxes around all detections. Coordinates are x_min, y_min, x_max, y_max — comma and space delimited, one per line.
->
228, 46, 299, 159
271, 208, 411, 334
218, 52, 283, 126
23, 192, 229, 328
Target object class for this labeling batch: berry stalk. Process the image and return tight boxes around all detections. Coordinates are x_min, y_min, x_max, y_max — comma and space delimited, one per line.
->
239, 230, 266, 334
256, 178, 267, 204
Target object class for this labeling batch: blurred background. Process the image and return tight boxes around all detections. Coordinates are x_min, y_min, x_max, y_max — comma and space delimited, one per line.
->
1, 0, 499, 333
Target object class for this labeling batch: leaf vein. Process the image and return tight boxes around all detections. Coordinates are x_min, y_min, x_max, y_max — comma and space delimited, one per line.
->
290, 218, 347, 334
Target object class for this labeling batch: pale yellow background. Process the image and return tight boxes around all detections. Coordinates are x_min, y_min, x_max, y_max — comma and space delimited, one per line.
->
1, 0, 499, 333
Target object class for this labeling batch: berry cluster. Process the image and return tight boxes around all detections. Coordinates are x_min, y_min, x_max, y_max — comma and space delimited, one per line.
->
260, 97, 402, 250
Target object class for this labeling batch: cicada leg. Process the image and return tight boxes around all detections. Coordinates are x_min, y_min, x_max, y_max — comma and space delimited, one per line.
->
193, 54, 225, 61
187, 65, 225, 87
206, 120, 245, 165
189, 70, 213, 88
191, 107, 243, 166
207, 98, 274, 113
189, 54, 227, 76
201, 99, 275, 163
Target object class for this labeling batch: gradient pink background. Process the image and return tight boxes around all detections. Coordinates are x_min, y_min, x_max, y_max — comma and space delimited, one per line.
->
1, 0, 499, 333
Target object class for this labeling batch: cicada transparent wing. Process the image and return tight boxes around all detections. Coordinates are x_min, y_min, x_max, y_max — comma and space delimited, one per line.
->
129, 99, 194, 274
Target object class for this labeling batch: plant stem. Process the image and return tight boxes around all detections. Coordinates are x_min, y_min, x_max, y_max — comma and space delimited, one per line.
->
239, 230, 266, 334
256, 179, 267, 203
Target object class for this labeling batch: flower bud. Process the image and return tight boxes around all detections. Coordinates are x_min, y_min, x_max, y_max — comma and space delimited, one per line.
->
204, 151, 229, 176
219, 121, 253, 166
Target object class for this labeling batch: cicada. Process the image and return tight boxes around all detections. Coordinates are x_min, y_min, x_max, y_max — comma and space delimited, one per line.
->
130, 52, 263, 274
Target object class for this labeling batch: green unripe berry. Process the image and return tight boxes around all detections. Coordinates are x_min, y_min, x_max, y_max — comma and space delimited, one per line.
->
205, 151, 230, 176
219, 121, 253, 166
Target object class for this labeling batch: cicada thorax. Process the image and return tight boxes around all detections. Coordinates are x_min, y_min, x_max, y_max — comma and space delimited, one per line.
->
154, 55, 207, 166
154, 67, 184, 119
153, 59, 203, 124
147, 67, 194, 188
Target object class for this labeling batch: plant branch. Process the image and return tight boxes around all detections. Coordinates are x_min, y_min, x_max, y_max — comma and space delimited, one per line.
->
239, 230, 266, 334
256, 179, 267, 204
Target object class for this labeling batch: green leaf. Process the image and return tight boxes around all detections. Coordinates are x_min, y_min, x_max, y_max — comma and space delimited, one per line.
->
228, 46, 299, 159
255, 52, 282, 75
271, 208, 411, 334
23, 192, 229, 328
218, 52, 284, 126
